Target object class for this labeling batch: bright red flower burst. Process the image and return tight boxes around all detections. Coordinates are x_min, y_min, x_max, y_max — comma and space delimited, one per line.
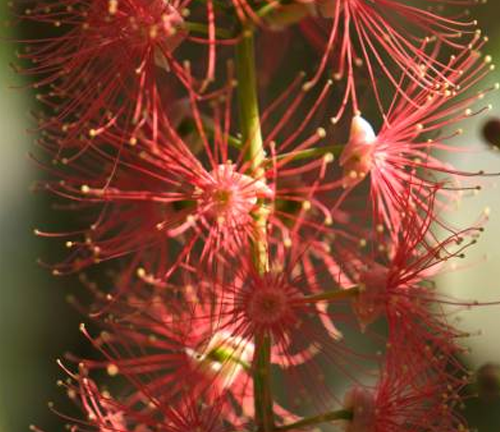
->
14, 0, 500, 431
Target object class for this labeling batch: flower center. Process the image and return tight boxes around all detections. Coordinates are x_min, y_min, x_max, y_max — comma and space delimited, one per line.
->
200, 164, 273, 223
212, 188, 234, 212
353, 264, 389, 330
246, 288, 290, 326
344, 386, 376, 432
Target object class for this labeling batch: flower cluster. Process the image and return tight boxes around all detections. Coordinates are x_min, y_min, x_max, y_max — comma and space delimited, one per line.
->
12, 0, 500, 431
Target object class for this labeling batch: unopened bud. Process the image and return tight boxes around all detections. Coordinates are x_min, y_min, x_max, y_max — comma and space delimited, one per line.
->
340, 115, 377, 188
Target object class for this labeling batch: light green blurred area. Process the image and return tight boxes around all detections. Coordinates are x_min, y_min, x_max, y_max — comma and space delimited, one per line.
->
437, 33, 500, 366
0, 4, 83, 432
0, 16, 51, 432
432, 31, 500, 430
0, 2, 500, 432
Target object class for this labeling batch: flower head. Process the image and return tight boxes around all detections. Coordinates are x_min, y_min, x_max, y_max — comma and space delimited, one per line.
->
35, 80, 352, 279
344, 190, 483, 384
47, 363, 239, 432
77, 292, 255, 420
35, 114, 274, 276
338, 41, 495, 236
194, 163, 273, 227
190, 247, 381, 415
301, 0, 481, 118
343, 361, 467, 432
17, 0, 192, 151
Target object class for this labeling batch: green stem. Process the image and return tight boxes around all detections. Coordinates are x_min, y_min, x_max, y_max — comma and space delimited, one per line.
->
236, 27, 268, 272
269, 144, 343, 164
236, 29, 265, 173
185, 21, 234, 39
178, 118, 343, 163
177, 118, 243, 150
235, 28, 274, 432
256, 0, 293, 19
254, 333, 274, 431
275, 409, 353, 431
300, 286, 360, 304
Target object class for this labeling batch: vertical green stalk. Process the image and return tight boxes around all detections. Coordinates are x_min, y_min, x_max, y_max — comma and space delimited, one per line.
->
235, 28, 274, 432
236, 29, 264, 169
235, 28, 268, 273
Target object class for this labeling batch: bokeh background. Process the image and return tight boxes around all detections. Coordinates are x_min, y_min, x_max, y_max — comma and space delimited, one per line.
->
1, 1, 500, 431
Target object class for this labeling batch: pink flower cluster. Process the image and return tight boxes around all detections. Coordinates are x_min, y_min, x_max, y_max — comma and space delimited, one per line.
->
13, 0, 499, 431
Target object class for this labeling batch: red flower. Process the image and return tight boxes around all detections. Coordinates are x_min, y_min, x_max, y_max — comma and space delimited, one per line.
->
77, 288, 256, 421
338, 40, 496, 235
68, 243, 382, 425
35, 80, 347, 278
35, 112, 273, 275
343, 359, 467, 432
16, 0, 197, 153
44, 364, 239, 432
16, 0, 499, 431
300, 0, 481, 118
344, 190, 483, 382
160, 395, 239, 432
187, 247, 380, 416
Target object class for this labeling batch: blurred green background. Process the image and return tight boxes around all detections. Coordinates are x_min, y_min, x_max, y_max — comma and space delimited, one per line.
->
0, 2, 90, 431
1, 1, 500, 431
